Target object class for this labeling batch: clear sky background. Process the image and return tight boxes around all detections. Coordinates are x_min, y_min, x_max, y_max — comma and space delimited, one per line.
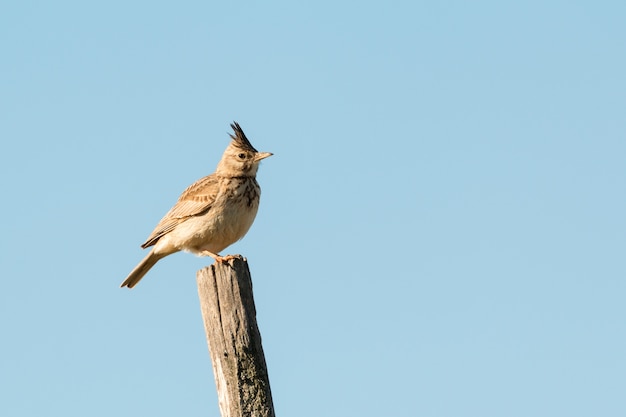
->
1, 1, 625, 416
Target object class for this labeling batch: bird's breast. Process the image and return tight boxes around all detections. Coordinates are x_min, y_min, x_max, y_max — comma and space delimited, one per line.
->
172, 177, 262, 254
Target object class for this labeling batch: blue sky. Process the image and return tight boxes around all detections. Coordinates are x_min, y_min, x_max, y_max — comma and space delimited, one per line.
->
1, 1, 625, 416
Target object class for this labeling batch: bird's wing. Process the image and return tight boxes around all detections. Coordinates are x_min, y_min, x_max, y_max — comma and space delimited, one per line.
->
141, 174, 219, 248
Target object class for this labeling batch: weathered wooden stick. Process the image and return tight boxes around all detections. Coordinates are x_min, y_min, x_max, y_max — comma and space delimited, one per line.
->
196, 256, 275, 417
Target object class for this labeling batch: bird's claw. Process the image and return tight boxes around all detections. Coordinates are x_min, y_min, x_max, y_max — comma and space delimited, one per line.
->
216, 254, 238, 263
200, 250, 238, 264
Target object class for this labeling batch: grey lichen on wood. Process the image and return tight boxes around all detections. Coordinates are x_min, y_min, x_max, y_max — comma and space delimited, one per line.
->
197, 256, 275, 417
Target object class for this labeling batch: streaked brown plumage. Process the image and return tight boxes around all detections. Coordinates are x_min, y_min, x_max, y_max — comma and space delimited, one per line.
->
120, 122, 272, 289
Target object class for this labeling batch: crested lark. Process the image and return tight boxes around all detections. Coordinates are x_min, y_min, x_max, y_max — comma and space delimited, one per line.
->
120, 122, 272, 289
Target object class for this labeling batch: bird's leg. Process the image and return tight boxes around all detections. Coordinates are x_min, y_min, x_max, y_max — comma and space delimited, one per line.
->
200, 250, 221, 260
200, 250, 236, 264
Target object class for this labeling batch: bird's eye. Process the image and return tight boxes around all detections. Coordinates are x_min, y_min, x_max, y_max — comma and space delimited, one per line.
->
238, 153, 246, 159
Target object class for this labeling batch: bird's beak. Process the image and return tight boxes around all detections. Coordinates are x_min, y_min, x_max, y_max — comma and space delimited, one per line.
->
255, 152, 273, 162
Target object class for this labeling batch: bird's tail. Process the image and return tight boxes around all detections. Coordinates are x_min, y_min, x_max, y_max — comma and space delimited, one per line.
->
120, 250, 163, 289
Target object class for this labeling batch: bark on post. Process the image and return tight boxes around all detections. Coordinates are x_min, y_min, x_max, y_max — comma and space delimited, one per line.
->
196, 256, 275, 417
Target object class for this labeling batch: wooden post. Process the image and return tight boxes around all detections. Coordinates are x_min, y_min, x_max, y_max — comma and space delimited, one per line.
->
196, 256, 275, 417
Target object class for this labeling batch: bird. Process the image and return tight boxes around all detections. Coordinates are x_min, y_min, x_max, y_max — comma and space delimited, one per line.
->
120, 122, 272, 289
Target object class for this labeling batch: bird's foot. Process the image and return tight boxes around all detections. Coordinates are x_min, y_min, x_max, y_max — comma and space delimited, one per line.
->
200, 251, 238, 264
216, 254, 238, 263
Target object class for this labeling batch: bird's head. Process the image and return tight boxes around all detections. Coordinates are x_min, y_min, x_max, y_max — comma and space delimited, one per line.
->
216, 122, 272, 177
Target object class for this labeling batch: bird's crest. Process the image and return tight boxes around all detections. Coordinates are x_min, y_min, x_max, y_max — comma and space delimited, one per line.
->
229, 122, 258, 153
